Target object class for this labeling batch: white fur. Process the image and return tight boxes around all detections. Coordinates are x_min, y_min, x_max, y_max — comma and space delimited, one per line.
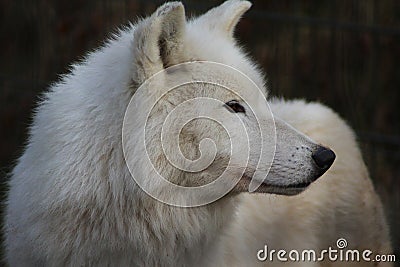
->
4, 1, 391, 266
221, 99, 393, 266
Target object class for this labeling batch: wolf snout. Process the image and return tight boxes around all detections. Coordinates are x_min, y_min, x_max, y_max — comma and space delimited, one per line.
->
312, 146, 336, 170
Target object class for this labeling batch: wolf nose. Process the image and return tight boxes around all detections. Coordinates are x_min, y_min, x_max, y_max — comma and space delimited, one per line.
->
312, 146, 336, 170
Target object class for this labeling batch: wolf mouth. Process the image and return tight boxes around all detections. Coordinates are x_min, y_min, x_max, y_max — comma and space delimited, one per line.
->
241, 174, 313, 193
245, 177, 313, 195
270, 181, 312, 189
263, 181, 312, 196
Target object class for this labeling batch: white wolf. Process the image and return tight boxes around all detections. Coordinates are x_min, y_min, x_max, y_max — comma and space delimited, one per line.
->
222, 100, 393, 267
4, 1, 391, 266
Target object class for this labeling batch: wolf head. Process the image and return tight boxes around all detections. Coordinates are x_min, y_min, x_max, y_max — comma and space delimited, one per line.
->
123, 1, 335, 206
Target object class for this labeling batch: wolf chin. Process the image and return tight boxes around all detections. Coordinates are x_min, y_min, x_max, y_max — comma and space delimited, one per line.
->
4, 1, 391, 266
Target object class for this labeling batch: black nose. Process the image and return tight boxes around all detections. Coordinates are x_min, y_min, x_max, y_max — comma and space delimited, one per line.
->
312, 146, 336, 170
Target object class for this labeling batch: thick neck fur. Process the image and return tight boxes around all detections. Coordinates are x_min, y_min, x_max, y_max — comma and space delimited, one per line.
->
125, 196, 237, 266
14, 26, 238, 266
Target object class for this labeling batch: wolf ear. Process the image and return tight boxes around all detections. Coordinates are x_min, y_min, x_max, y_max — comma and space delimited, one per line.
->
196, 0, 251, 39
132, 2, 186, 83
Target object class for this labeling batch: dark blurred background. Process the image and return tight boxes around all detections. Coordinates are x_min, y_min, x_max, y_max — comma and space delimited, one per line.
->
1, 0, 399, 263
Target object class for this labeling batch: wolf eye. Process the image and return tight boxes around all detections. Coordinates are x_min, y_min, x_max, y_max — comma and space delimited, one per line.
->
224, 100, 246, 113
